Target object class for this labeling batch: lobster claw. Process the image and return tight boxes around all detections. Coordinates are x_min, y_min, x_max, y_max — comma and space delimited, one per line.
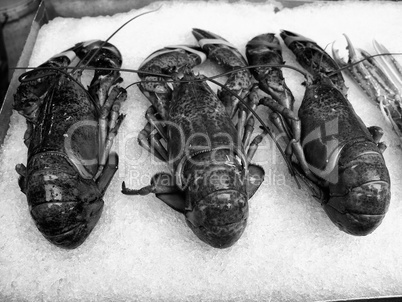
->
280, 29, 316, 48
139, 45, 206, 71
280, 29, 347, 95
51, 40, 123, 108
192, 28, 253, 117
75, 40, 123, 106
49, 40, 123, 76
332, 35, 402, 141
137, 44, 207, 120
192, 28, 248, 67
14, 40, 123, 122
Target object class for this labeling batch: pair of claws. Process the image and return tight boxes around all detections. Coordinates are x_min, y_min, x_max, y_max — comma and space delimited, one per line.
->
333, 35, 402, 142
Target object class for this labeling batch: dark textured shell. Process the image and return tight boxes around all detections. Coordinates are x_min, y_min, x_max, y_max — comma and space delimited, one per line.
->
167, 74, 240, 172
28, 77, 99, 176
299, 80, 372, 172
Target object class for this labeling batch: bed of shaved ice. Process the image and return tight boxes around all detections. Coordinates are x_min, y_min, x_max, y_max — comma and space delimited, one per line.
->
1, 1, 402, 301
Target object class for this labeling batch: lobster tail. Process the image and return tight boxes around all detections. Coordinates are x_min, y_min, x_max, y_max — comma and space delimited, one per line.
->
26, 154, 105, 249
324, 192, 388, 236
183, 150, 249, 249
31, 198, 104, 249
185, 189, 248, 249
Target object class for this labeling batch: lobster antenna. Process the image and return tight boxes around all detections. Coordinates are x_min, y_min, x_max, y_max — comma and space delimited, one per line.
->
319, 41, 334, 74
72, 7, 161, 73
114, 63, 311, 88
229, 64, 310, 81
19, 66, 101, 111
125, 81, 143, 90
327, 52, 402, 77
17, 62, 311, 86
17, 8, 161, 83
16, 66, 173, 83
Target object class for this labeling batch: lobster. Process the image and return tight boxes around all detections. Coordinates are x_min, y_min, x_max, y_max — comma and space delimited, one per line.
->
122, 29, 270, 248
245, 31, 391, 236
13, 40, 127, 249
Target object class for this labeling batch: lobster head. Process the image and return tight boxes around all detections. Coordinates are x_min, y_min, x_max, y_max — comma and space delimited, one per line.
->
25, 155, 104, 249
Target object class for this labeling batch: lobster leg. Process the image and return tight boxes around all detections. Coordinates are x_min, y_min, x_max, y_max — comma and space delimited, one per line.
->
145, 106, 168, 141
125, 104, 185, 211
241, 116, 255, 149
122, 79, 186, 206
220, 85, 259, 144
96, 152, 119, 195
138, 124, 164, 162
124, 109, 185, 211
137, 106, 169, 162
234, 95, 266, 198
263, 99, 321, 184
98, 86, 126, 153
258, 96, 308, 169
259, 96, 301, 139
235, 87, 259, 147
94, 87, 127, 181
122, 173, 185, 213
148, 131, 168, 162
261, 100, 327, 199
